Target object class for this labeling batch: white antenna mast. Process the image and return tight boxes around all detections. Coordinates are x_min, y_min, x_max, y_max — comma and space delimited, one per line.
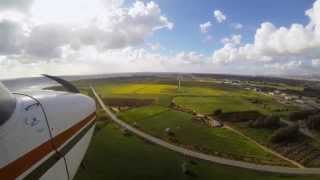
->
177, 75, 181, 89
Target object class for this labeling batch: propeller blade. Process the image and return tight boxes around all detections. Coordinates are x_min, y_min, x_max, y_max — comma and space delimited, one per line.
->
42, 74, 80, 93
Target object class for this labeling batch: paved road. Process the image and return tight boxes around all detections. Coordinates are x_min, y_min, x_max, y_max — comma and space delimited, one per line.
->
91, 87, 320, 175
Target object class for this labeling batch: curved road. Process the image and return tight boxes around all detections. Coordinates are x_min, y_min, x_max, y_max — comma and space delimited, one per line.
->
91, 87, 320, 175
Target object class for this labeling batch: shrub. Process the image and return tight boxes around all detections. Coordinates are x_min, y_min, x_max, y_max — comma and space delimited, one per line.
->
270, 124, 299, 143
288, 110, 319, 121
248, 98, 262, 104
218, 111, 263, 122
249, 116, 265, 128
212, 109, 222, 116
250, 115, 281, 129
306, 114, 320, 130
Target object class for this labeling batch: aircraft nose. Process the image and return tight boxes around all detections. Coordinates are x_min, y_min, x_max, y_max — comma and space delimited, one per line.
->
35, 92, 97, 137
79, 94, 96, 115
72, 94, 97, 124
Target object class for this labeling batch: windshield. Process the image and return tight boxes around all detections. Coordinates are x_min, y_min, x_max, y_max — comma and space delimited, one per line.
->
0, 83, 16, 125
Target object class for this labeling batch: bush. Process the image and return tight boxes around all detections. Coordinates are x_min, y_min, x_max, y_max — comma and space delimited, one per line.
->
306, 114, 320, 130
218, 111, 263, 122
288, 110, 319, 121
270, 124, 299, 143
249, 116, 265, 128
250, 115, 281, 129
99, 116, 109, 122
248, 98, 262, 104
213, 109, 222, 116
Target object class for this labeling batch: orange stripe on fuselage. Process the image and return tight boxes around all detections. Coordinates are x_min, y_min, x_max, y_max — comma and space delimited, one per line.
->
0, 112, 96, 180
51, 113, 96, 150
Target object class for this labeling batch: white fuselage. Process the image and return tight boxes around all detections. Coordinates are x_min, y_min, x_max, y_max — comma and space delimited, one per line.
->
0, 90, 96, 180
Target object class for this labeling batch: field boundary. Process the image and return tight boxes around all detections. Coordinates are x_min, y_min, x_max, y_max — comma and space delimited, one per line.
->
223, 124, 304, 168
91, 86, 320, 175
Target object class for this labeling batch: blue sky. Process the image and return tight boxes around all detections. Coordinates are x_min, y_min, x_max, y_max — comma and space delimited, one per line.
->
146, 0, 314, 55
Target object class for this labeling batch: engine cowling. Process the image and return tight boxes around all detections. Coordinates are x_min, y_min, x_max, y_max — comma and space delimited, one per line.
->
0, 89, 96, 180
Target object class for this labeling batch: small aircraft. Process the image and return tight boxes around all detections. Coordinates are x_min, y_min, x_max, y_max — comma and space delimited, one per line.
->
0, 75, 96, 180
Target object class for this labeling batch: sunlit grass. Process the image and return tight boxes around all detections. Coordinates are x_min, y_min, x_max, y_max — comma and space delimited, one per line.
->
119, 106, 289, 165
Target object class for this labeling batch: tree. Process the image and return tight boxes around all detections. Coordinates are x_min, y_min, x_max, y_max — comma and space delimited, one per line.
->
270, 124, 299, 143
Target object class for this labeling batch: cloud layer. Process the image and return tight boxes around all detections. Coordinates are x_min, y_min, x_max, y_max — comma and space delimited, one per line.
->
0, 0, 173, 58
212, 0, 320, 75
0, 0, 320, 79
0, 0, 179, 78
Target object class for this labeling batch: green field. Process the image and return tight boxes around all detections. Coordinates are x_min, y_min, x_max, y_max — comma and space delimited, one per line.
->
230, 122, 276, 144
174, 91, 298, 116
75, 112, 319, 180
95, 82, 297, 116
92, 82, 301, 165
96, 83, 226, 96
72, 79, 320, 179
248, 81, 304, 91
174, 96, 255, 114
118, 106, 289, 166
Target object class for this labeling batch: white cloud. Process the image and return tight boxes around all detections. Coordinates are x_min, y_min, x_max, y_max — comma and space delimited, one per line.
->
25, 24, 71, 58
0, 0, 34, 12
175, 51, 205, 64
200, 21, 212, 33
0, 0, 174, 59
0, 20, 25, 55
261, 60, 315, 76
212, 0, 320, 70
264, 60, 303, 71
231, 23, 243, 30
0, 0, 179, 79
148, 42, 162, 51
214, 10, 226, 23
221, 34, 242, 45
312, 59, 320, 67
1, 0, 320, 78
0, 46, 215, 79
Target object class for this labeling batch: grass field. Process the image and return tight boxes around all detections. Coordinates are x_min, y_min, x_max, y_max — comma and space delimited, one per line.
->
174, 91, 298, 116
229, 122, 320, 167
95, 83, 175, 106
118, 106, 290, 166
96, 83, 225, 96
72, 79, 320, 179
96, 83, 176, 95
75, 111, 319, 180
92, 82, 302, 165
249, 81, 304, 91
95, 82, 297, 116
174, 96, 255, 114
229, 122, 276, 144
